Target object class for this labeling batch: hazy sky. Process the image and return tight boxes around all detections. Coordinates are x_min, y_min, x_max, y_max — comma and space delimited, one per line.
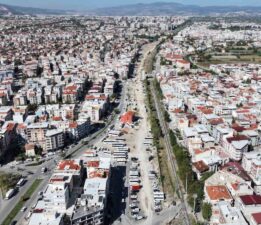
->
1, 0, 261, 10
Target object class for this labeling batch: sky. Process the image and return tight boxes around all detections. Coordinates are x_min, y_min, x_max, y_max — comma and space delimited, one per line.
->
0, 0, 261, 10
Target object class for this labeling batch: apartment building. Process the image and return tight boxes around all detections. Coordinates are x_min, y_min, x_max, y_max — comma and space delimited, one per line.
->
45, 129, 64, 152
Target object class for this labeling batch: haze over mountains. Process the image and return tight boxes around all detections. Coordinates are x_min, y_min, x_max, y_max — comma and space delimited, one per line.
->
92, 2, 261, 16
0, 2, 261, 16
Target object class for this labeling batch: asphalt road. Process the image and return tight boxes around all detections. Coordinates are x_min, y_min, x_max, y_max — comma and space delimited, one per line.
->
0, 155, 58, 224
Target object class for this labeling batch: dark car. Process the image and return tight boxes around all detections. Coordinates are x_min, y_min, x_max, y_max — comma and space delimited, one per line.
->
10, 221, 17, 225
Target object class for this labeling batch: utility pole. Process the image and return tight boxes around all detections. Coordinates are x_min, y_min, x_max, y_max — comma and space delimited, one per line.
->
186, 173, 188, 193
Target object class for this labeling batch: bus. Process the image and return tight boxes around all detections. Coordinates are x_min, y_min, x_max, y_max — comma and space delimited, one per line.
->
116, 138, 126, 141
113, 155, 127, 159
116, 147, 129, 151
103, 139, 117, 144
115, 151, 128, 155
154, 196, 164, 201
113, 150, 128, 154
17, 178, 26, 187
108, 130, 121, 136
145, 136, 153, 140
116, 158, 127, 162
112, 144, 126, 148
143, 141, 152, 145
129, 178, 141, 183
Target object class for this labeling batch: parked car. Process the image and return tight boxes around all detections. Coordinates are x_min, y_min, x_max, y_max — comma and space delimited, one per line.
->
135, 215, 144, 221
21, 206, 27, 212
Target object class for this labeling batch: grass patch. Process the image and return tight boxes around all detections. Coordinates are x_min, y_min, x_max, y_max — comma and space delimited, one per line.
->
26, 160, 45, 167
2, 179, 42, 225
23, 179, 42, 200
157, 139, 175, 198
0, 172, 21, 196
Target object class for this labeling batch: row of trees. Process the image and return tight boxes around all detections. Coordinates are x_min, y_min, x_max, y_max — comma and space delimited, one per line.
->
152, 78, 212, 222
144, 80, 162, 148
169, 130, 213, 220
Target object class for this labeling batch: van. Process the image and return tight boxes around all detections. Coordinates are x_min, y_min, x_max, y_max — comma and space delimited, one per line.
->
25, 212, 32, 220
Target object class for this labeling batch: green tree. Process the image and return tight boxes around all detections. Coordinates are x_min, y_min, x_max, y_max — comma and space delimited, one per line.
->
202, 203, 212, 221
27, 104, 38, 112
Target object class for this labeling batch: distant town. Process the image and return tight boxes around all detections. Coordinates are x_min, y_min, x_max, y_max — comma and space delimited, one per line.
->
0, 13, 260, 225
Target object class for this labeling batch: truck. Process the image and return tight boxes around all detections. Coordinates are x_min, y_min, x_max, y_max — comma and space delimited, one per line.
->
16, 178, 26, 187
5, 188, 17, 200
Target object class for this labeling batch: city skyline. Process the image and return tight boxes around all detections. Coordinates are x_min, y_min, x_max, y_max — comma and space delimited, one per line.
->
0, 0, 261, 10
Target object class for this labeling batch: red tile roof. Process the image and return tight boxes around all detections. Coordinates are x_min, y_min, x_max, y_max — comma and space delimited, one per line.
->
177, 59, 190, 64
85, 94, 107, 101
6, 123, 15, 131
206, 185, 232, 201
226, 135, 249, 143
240, 195, 261, 206
0, 92, 6, 97
86, 160, 100, 168
193, 160, 209, 173
69, 122, 77, 129
25, 143, 35, 151
52, 116, 62, 121
222, 162, 251, 181
57, 160, 80, 171
209, 118, 224, 125
120, 111, 135, 124
252, 212, 261, 224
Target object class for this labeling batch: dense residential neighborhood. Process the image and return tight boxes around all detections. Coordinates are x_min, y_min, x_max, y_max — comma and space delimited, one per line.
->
0, 5, 260, 225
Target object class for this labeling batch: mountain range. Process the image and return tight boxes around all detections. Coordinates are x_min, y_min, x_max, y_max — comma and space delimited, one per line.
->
0, 2, 261, 16
92, 2, 261, 16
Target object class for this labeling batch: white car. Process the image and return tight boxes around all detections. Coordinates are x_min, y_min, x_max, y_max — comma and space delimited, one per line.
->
131, 208, 140, 213
21, 206, 27, 212
136, 215, 144, 221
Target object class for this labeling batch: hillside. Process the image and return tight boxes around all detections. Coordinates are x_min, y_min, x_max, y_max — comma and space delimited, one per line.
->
0, 3, 67, 15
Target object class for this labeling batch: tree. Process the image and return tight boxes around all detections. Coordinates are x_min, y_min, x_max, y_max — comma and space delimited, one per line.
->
202, 203, 212, 221
50, 63, 54, 72
36, 66, 43, 77
27, 104, 38, 112
114, 72, 120, 79
114, 108, 120, 114
35, 145, 43, 156
164, 111, 171, 122
61, 76, 65, 81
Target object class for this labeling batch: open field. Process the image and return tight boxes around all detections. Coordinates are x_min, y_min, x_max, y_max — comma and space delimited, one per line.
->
197, 47, 261, 67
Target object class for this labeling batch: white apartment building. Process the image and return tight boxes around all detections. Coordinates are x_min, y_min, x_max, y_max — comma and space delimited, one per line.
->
45, 129, 64, 152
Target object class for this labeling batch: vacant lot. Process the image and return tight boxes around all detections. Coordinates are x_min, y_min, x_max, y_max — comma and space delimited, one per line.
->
197, 48, 261, 67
